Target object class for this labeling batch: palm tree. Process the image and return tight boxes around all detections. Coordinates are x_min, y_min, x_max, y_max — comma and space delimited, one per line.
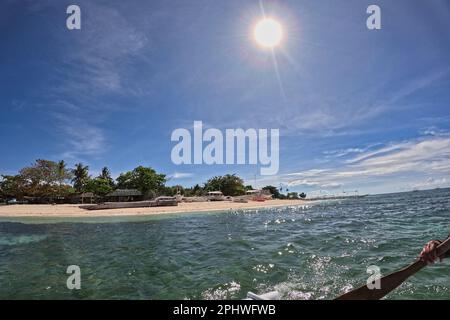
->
57, 160, 71, 185
57, 160, 72, 197
98, 166, 115, 188
72, 163, 89, 193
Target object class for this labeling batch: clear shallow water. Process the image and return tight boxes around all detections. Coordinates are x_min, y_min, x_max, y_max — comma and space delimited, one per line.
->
0, 189, 449, 300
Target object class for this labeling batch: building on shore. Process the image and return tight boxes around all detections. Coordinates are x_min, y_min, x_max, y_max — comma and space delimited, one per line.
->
79, 192, 95, 204
207, 191, 224, 201
105, 189, 143, 202
246, 189, 273, 201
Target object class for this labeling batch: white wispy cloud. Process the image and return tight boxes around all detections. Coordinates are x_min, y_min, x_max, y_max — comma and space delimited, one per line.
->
235, 68, 450, 138
170, 172, 194, 179
265, 135, 450, 192
409, 177, 449, 190
57, 2, 148, 94
39, 2, 150, 159
351, 137, 450, 175
420, 126, 450, 137
345, 142, 413, 164
322, 144, 383, 159
54, 114, 106, 160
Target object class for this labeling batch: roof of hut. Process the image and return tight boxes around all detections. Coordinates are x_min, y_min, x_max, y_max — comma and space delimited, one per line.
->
80, 192, 94, 198
106, 189, 142, 197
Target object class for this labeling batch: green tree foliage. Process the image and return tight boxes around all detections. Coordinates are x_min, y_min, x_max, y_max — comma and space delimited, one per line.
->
204, 174, 246, 196
183, 184, 203, 197
20, 159, 58, 184
57, 160, 72, 185
203, 176, 222, 192
162, 185, 184, 196
1, 160, 74, 201
85, 178, 113, 197
287, 192, 299, 199
262, 185, 281, 199
98, 167, 115, 188
2, 158, 302, 203
0, 175, 27, 200
56, 160, 73, 196
116, 166, 166, 198
192, 184, 202, 195
72, 163, 90, 193
19, 159, 61, 198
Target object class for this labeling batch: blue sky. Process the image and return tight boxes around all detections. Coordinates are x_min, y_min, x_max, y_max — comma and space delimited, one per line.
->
1, 0, 450, 195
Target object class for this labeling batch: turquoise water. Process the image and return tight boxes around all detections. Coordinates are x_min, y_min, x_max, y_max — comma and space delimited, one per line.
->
0, 189, 449, 300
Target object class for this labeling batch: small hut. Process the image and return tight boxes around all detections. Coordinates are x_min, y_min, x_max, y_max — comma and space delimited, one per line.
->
207, 191, 224, 201
245, 189, 273, 200
80, 192, 95, 204
105, 189, 143, 202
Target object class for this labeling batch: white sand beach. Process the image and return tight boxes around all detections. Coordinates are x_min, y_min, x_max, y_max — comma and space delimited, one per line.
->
0, 199, 311, 217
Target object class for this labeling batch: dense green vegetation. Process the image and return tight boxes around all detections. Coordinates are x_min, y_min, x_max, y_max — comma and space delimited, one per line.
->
0, 159, 305, 203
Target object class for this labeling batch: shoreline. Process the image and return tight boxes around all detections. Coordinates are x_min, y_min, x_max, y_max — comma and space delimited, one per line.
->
0, 199, 313, 218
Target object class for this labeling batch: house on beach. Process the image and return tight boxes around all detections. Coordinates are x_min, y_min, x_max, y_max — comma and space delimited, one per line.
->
105, 189, 143, 202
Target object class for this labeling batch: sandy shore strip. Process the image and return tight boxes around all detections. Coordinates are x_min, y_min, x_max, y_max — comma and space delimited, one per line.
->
0, 199, 313, 217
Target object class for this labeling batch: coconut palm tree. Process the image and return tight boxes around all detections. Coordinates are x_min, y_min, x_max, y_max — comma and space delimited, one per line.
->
98, 166, 115, 188
71, 163, 90, 193
57, 160, 72, 185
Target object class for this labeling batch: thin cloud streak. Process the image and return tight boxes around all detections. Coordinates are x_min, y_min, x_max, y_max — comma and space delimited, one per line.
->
46, 2, 150, 159
54, 114, 107, 160
261, 135, 450, 192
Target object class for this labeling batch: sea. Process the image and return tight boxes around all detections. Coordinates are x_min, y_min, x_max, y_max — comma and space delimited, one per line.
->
0, 188, 449, 299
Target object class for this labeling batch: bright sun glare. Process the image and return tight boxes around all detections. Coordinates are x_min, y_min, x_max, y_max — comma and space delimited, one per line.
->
254, 18, 283, 48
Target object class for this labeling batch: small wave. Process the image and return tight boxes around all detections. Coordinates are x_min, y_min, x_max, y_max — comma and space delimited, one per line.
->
201, 281, 241, 300
253, 263, 275, 274
0, 234, 48, 246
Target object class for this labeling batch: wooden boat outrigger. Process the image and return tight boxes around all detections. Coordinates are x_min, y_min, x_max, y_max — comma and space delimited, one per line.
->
80, 196, 178, 211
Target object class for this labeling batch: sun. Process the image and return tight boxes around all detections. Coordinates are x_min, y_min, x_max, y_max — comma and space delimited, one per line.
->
254, 18, 283, 48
